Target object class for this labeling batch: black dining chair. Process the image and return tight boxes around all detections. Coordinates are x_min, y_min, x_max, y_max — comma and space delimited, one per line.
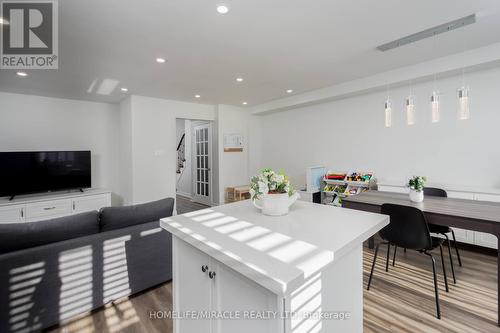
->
393, 187, 458, 284
424, 187, 462, 268
367, 203, 450, 319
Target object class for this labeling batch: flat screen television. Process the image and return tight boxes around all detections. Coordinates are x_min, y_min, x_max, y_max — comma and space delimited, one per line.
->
0, 151, 91, 198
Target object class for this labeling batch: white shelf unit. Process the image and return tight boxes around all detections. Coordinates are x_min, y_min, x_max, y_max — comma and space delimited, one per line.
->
322, 172, 375, 206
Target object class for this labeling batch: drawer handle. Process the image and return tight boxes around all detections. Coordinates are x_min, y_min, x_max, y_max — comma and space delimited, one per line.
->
43, 207, 57, 210
208, 271, 216, 279
201, 265, 208, 273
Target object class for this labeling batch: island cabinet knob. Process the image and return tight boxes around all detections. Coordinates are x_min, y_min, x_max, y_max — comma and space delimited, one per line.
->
201, 265, 209, 273
208, 271, 216, 279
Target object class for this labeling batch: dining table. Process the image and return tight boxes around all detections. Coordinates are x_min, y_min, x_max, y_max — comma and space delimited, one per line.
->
342, 190, 500, 326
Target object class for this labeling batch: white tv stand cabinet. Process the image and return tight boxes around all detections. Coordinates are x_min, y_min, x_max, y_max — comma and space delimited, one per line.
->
0, 189, 111, 224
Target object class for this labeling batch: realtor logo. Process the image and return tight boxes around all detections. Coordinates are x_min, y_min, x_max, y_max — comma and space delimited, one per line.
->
1, 0, 58, 69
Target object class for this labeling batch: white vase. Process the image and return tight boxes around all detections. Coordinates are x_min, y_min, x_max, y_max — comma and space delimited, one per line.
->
409, 189, 424, 203
253, 192, 300, 216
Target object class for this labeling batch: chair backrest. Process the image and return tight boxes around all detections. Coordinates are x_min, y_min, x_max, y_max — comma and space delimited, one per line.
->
424, 187, 447, 198
380, 203, 432, 250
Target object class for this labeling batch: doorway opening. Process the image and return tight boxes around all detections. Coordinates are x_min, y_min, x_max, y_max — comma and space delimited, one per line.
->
175, 118, 215, 214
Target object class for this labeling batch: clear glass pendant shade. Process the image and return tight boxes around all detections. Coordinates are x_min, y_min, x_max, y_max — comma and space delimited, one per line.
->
406, 96, 416, 125
431, 92, 440, 123
458, 86, 470, 120
384, 99, 392, 127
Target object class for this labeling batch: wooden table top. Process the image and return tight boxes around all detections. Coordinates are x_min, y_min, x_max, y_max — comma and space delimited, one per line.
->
343, 191, 500, 223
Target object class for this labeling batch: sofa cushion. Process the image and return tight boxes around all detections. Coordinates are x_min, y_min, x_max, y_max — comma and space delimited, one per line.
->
0, 211, 99, 255
99, 198, 174, 232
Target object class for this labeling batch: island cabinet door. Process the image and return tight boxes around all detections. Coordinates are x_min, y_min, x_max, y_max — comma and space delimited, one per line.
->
212, 261, 283, 333
173, 238, 213, 333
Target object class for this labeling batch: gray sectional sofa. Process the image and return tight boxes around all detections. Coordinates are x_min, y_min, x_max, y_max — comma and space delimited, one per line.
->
0, 198, 174, 333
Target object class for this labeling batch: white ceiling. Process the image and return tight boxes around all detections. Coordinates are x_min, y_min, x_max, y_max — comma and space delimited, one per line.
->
1, 0, 500, 106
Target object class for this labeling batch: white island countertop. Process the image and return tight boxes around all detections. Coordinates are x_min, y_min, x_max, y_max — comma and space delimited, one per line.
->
160, 200, 388, 296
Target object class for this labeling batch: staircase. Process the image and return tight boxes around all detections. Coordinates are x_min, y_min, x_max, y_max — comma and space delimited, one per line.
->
176, 133, 186, 174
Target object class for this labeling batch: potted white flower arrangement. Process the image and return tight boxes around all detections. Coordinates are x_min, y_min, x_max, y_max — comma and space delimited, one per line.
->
408, 176, 427, 202
250, 168, 300, 216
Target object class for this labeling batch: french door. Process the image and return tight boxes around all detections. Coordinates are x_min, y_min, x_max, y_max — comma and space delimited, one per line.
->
193, 123, 212, 205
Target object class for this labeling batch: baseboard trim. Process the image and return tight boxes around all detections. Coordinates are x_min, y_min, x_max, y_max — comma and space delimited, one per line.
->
176, 191, 192, 199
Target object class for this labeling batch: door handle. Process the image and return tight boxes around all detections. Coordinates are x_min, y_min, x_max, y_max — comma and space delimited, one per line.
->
208, 271, 216, 279
201, 265, 209, 273
44, 207, 56, 210
20, 208, 24, 218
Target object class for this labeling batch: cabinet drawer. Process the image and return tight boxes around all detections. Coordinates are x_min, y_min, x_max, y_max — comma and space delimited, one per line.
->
0, 204, 26, 224
378, 185, 409, 194
450, 227, 474, 244
73, 194, 111, 213
26, 199, 72, 221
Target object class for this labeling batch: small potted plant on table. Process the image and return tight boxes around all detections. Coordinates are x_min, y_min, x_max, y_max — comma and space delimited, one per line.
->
408, 176, 427, 202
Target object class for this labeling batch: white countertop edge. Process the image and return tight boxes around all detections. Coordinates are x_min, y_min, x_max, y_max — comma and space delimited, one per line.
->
333, 213, 389, 260
161, 211, 388, 296
161, 219, 300, 296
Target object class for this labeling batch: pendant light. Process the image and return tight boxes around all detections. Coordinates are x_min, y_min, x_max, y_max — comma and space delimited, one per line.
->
458, 69, 470, 120
430, 34, 440, 123
431, 91, 440, 123
384, 98, 392, 127
406, 96, 416, 125
457, 38, 470, 120
384, 84, 392, 127
406, 81, 416, 125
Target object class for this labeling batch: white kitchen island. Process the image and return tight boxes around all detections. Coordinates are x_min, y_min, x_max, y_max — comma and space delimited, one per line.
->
160, 200, 388, 333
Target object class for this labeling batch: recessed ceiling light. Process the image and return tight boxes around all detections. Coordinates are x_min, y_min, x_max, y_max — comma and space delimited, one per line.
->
242, 102, 248, 105
195, 94, 201, 98
286, 89, 294, 93
156, 57, 166, 63
121, 87, 128, 92
236, 77, 244, 82
216, 4, 229, 14
16, 72, 28, 77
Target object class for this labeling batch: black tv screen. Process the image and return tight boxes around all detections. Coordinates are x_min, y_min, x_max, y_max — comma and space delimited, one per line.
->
0, 151, 91, 197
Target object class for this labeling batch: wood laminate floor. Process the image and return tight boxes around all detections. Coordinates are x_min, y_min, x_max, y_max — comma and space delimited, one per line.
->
175, 194, 210, 215
46, 242, 499, 333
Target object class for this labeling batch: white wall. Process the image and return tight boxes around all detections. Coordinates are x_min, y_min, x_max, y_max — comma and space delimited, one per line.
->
118, 97, 133, 205
256, 66, 500, 190
0, 91, 121, 203
216, 105, 256, 204
121, 95, 215, 204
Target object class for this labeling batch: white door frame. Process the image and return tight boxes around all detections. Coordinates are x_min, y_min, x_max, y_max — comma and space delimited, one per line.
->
191, 121, 213, 206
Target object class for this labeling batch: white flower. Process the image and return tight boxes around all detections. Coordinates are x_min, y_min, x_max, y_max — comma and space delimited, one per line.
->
258, 181, 269, 194
271, 173, 285, 184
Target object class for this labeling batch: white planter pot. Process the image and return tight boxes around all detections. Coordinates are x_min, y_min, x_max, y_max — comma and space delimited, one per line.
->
409, 189, 424, 203
253, 192, 300, 216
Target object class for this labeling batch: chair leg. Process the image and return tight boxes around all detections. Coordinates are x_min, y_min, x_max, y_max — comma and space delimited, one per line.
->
386, 243, 391, 272
392, 245, 398, 266
439, 244, 449, 292
443, 233, 456, 284
424, 251, 441, 319
367, 243, 381, 290
450, 229, 462, 267
404, 248, 406, 253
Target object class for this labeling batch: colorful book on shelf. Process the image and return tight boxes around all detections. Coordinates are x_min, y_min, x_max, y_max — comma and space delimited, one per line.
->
324, 171, 347, 180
